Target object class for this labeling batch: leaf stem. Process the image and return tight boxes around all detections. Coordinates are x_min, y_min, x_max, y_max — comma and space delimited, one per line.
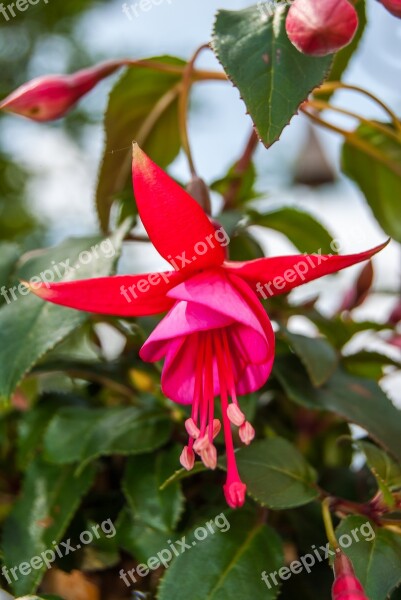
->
315, 81, 401, 134
178, 44, 211, 177
223, 129, 260, 209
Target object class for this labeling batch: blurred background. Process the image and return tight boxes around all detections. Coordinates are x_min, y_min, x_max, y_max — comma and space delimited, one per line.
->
1, 0, 401, 400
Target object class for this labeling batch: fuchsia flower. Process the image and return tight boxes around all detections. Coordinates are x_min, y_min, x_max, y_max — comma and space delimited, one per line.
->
286, 0, 358, 57
29, 144, 387, 508
0, 61, 121, 121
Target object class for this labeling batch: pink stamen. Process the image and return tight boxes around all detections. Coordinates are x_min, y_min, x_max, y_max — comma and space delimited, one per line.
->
200, 443, 217, 469
180, 446, 195, 471
185, 418, 200, 439
239, 421, 255, 445
207, 418, 221, 439
227, 403, 246, 427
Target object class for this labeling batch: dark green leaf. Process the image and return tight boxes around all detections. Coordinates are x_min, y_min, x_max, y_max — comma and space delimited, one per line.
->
212, 6, 332, 146
44, 405, 173, 468
96, 56, 184, 231
0, 225, 127, 404
122, 446, 184, 533
117, 508, 172, 564
158, 510, 284, 600
343, 350, 401, 380
336, 516, 401, 600
2, 458, 96, 596
275, 356, 401, 465
228, 231, 265, 261
342, 122, 401, 242
248, 208, 335, 254
284, 331, 338, 386
357, 440, 401, 493
0, 242, 19, 289
235, 437, 318, 508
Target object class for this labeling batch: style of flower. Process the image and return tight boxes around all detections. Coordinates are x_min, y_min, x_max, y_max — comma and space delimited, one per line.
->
28, 144, 387, 508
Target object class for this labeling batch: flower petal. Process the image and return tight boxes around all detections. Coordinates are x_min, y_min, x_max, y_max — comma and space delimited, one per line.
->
223, 240, 389, 297
132, 144, 225, 271
25, 271, 183, 316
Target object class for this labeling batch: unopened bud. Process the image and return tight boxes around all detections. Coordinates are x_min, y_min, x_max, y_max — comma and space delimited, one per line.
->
286, 0, 358, 56
186, 176, 211, 215
378, 0, 401, 17
0, 60, 121, 122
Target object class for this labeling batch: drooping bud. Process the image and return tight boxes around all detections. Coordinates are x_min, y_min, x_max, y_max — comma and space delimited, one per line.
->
180, 446, 195, 471
378, 0, 401, 18
0, 60, 122, 122
227, 404, 246, 427
239, 421, 255, 445
186, 176, 212, 215
285, 0, 359, 57
332, 551, 369, 600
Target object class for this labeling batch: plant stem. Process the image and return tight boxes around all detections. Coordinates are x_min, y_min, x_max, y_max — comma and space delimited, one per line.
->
322, 498, 339, 550
223, 129, 260, 209
178, 44, 211, 177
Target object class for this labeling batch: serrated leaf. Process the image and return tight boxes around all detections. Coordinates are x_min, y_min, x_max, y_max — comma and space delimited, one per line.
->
212, 6, 332, 146
117, 508, 172, 564
357, 440, 401, 493
158, 510, 283, 600
96, 56, 184, 231
284, 331, 338, 387
336, 516, 401, 600
275, 356, 401, 465
2, 458, 96, 596
44, 405, 173, 469
235, 438, 318, 508
248, 207, 335, 254
122, 446, 184, 533
0, 224, 127, 404
342, 122, 401, 242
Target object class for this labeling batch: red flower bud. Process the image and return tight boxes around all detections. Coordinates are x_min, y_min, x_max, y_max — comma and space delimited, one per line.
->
378, 0, 401, 18
332, 552, 369, 600
0, 60, 122, 122
286, 0, 359, 56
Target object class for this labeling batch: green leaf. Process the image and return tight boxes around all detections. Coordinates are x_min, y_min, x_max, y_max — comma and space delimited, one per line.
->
159, 462, 208, 490
357, 440, 401, 493
44, 405, 173, 469
283, 331, 338, 386
2, 458, 96, 596
212, 6, 332, 146
0, 225, 127, 404
122, 446, 184, 533
117, 508, 173, 564
343, 350, 401, 380
275, 356, 401, 465
211, 161, 259, 205
0, 242, 19, 288
342, 122, 401, 242
96, 56, 184, 231
248, 208, 335, 254
235, 438, 318, 508
228, 231, 265, 261
158, 510, 284, 600
336, 516, 401, 600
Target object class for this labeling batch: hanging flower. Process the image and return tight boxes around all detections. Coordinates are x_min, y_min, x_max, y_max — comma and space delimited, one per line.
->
0, 61, 121, 122
332, 551, 369, 599
27, 144, 387, 508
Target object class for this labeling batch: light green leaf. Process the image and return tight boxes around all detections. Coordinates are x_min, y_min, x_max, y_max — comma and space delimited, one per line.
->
122, 446, 184, 533
0, 224, 127, 404
158, 510, 284, 600
284, 331, 338, 387
342, 122, 401, 242
235, 438, 318, 508
44, 405, 173, 469
212, 6, 332, 146
2, 458, 96, 596
96, 56, 184, 231
336, 516, 401, 600
248, 208, 335, 254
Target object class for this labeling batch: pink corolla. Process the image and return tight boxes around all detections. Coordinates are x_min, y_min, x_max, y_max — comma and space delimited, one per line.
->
28, 144, 387, 508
